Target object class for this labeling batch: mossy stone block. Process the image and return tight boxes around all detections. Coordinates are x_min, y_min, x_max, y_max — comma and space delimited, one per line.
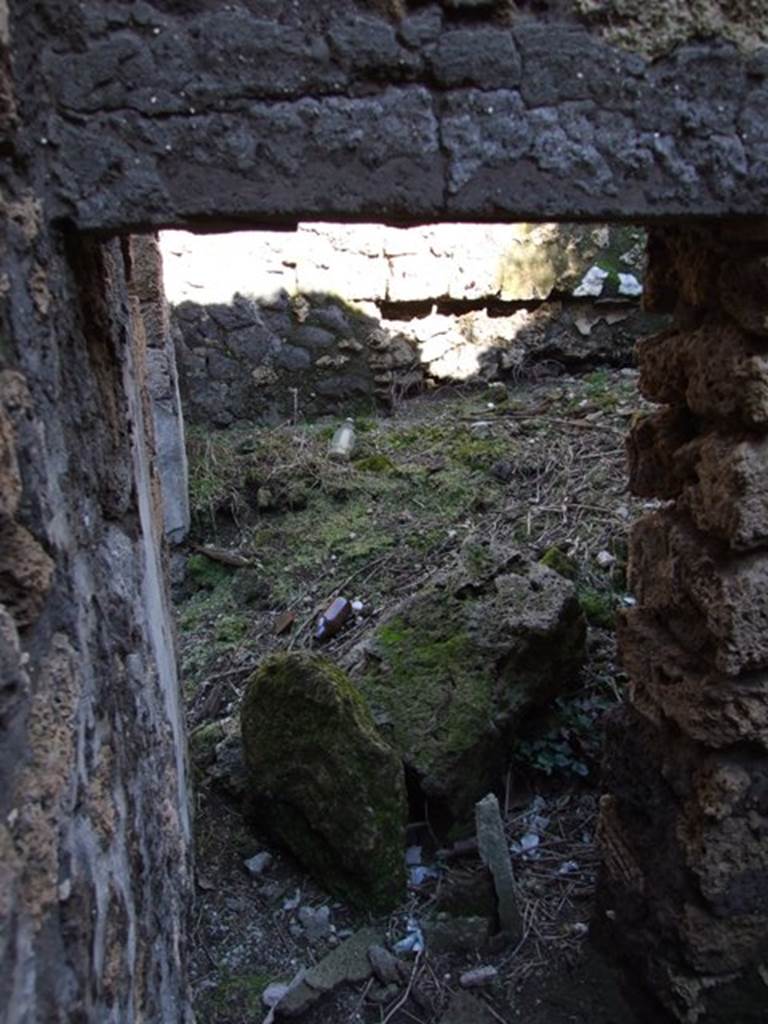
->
240, 652, 407, 911
354, 541, 585, 823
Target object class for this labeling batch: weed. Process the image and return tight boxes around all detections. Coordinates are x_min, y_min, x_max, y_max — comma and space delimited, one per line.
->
577, 587, 616, 629
196, 971, 274, 1022
354, 453, 396, 473
187, 553, 235, 591
514, 692, 615, 779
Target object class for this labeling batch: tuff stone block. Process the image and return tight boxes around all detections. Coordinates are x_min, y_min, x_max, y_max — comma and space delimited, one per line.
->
619, 610, 768, 749
681, 432, 768, 550
626, 407, 697, 499
596, 707, 768, 1022
719, 254, 768, 337
629, 511, 768, 675
637, 322, 768, 427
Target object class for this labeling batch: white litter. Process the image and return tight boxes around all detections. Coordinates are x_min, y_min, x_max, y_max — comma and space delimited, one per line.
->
393, 917, 425, 956
557, 860, 579, 876
573, 266, 609, 297
618, 272, 643, 296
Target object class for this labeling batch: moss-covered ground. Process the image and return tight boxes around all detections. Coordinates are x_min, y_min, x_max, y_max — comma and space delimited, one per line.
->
178, 369, 645, 712
178, 367, 657, 1024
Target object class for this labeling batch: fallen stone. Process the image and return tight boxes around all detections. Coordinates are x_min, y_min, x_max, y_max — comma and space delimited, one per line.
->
241, 652, 407, 910
459, 965, 498, 989
350, 539, 585, 822
275, 926, 384, 1018
475, 793, 523, 941
440, 989, 499, 1024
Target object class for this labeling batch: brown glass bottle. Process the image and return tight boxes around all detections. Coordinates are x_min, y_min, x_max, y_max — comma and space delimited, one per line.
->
314, 596, 352, 642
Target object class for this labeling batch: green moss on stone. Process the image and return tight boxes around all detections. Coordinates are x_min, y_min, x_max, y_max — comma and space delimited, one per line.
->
540, 546, 579, 581
355, 556, 586, 824
241, 652, 407, 911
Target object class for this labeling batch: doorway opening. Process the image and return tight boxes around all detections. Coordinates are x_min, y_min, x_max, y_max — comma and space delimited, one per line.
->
146, 221, 671, 1024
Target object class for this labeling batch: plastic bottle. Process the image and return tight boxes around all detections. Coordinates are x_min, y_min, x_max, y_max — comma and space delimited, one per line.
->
328, 418, 356, 461
314, 596, 352, 642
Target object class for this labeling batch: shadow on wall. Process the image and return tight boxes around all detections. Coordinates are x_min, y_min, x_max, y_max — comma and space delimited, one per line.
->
170, 285, 667, 429
171, 290, 423, 427
163, 222, 666, 429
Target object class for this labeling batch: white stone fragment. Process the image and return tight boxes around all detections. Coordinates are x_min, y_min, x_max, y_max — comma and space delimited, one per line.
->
262, 982, 290, 1008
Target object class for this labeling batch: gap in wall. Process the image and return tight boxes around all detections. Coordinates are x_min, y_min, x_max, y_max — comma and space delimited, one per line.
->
158, 221, 673, 1024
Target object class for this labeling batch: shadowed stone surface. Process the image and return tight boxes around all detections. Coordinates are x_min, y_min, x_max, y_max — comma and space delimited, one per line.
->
241, 652, 407, 910
597, 224, 768, 1024
9, 3, 768, 230
349, 541, 585, 822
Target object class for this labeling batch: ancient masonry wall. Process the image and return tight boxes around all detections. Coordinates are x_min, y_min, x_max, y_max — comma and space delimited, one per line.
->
0, 17, 193, 1015
162, 223, 657, 426
597, 224, 768, 1023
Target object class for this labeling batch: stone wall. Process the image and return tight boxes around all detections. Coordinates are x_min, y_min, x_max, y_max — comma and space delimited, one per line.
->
129, 235, 190, 543
162, 223, 662, 424
596, 224, 768, 1023
1, 14, 193, 1014
27, 2, 768, 229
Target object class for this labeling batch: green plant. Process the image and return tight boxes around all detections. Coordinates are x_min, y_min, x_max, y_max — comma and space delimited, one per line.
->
186, 553, 234, 592
196, 970, 274, 1021
514, 693, 615, 779
577, 587, 616, 629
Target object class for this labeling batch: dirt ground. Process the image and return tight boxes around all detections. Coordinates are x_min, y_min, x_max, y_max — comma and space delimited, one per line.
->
174, 367, 673, 1024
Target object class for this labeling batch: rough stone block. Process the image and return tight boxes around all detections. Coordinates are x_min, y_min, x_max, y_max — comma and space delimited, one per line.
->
597, 706, 768, 1018
353, 541, 585, 821
475, 792, 522, 940
429, 27, 521, 88
619, 610, 768, 749
679, 757, 768, 919
0, 521, 54, 629
681, 432, 768, 550
637, 322, 768, 427
629, 511, 768, 675
0, 403, 20, 520
241, 652, 407, 910
296, 229, 388, 301
387, 252, 453, 301
626, 407, 697, 499
719, 254, 768, 337
643, 227, 724, 313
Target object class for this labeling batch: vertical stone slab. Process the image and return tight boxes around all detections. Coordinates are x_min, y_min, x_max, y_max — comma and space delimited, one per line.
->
597, 223, 768, 1024
128, 234, 190, 544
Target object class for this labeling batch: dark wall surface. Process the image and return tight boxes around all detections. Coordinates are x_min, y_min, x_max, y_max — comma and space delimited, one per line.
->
11, 0, 768, 230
